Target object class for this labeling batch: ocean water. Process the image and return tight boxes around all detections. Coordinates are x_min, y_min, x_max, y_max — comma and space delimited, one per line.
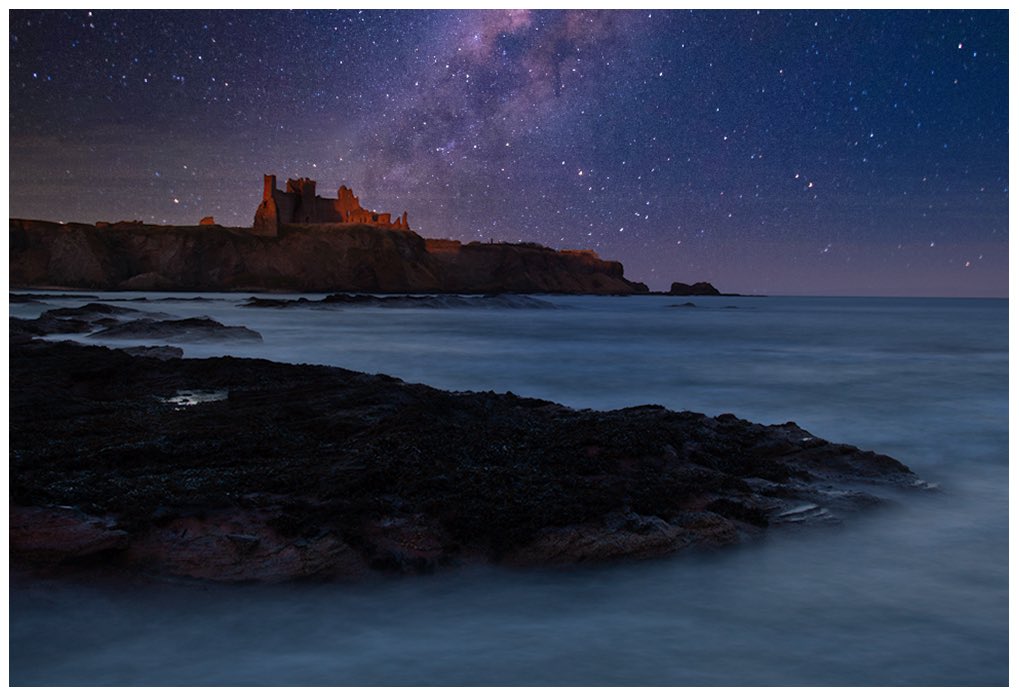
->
9, 293, 1008, 685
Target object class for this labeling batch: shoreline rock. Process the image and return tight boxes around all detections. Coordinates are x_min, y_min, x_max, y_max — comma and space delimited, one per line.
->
10, 323, 923, 583
12, 304, 262, 344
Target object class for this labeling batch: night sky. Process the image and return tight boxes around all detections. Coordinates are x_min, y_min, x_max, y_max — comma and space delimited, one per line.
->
9, 10, 1009, 296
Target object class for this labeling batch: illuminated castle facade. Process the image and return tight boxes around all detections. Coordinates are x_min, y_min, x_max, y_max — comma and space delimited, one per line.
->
253, 174, 409, 236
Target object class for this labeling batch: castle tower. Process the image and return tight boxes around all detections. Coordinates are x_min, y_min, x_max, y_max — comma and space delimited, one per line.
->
254, 174, 281, 236
284, 178, 318, 223
336, 185, 361, 221
262, 174, 277, 201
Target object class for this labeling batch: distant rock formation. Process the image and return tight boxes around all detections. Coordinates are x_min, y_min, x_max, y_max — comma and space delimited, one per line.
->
669, 281, 721, 296
9, 219, 647, 294
241, 293, 558, 310
254, 175, 409, 236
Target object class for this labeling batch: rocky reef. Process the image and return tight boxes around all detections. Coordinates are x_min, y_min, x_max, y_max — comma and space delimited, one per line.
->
241, 293, 557, 310
9, 218, 646, 294
11, 302, 262, 343
11, 312, 923, 583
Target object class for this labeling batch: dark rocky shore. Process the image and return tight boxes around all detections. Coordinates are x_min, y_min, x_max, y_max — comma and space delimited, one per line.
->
10, 305, 924, 583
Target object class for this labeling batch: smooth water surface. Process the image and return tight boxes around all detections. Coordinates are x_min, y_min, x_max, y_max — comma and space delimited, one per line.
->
9, 293, 1008, 685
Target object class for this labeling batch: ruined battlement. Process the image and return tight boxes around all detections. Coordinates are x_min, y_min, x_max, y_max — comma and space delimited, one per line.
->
254, 174, 409, 236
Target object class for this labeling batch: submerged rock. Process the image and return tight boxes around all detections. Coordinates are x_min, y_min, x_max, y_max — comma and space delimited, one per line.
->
88, 317, 263, 342
9, 292, 101, 302
242, 293, 557, 310
11, 304, 262, 346
13, 303, 174, 338
9, 337, 922, 583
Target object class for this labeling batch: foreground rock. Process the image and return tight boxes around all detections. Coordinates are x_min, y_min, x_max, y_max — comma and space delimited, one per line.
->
10, 218, 647, 295
10, 330, 922, 583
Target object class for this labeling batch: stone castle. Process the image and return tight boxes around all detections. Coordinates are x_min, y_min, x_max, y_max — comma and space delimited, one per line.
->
253, 174, 409, 236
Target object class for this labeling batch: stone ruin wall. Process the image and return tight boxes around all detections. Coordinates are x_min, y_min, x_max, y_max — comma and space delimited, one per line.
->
254, 174, 409, 236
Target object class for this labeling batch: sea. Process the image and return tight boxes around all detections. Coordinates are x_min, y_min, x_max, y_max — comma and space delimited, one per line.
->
8, 292, 1009, 686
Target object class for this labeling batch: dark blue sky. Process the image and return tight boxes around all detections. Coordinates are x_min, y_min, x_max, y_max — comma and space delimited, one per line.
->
9, 10, 1009, 296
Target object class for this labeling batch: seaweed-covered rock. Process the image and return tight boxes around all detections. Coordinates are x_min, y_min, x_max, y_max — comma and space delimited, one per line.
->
10, 336, 921, 582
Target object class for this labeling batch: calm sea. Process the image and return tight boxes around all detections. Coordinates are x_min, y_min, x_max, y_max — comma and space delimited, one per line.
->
9, 293, 1008, 685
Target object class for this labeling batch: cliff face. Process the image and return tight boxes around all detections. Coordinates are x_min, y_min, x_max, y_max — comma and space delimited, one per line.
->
9, 219, 646, 294
425, 239, 646, 294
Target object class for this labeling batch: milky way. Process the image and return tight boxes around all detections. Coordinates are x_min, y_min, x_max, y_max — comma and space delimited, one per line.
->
9, 10, 1008, 295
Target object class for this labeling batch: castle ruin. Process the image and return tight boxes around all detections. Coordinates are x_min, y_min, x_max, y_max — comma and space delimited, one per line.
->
253, 175, 410, 236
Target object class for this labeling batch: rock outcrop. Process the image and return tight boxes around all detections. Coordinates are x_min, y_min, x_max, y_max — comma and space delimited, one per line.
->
669, 281, 721, 296
12, 303, 262, 343
9, 219, 646, 294
10, 320, 923, 583
89, 317, 263, 343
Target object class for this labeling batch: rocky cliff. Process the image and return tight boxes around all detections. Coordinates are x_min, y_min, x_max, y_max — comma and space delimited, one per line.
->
9, 219, 646, 294
425, 239, 648, 294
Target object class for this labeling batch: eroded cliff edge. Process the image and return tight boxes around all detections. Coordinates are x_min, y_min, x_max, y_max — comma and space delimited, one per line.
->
11, 320, 923, 583
9, 219, 647, 294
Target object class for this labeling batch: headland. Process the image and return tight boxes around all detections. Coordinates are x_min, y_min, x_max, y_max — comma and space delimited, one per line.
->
8, 175, 733, 295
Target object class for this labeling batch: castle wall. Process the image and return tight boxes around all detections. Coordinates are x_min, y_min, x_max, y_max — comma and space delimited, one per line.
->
255, 174, 410, 233
314, 197, 343, 224
275, 190, 298, 227
335, 186, 361, 219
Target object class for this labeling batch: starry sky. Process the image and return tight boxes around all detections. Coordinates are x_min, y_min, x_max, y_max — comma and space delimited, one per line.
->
9, 10, 1009, 296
